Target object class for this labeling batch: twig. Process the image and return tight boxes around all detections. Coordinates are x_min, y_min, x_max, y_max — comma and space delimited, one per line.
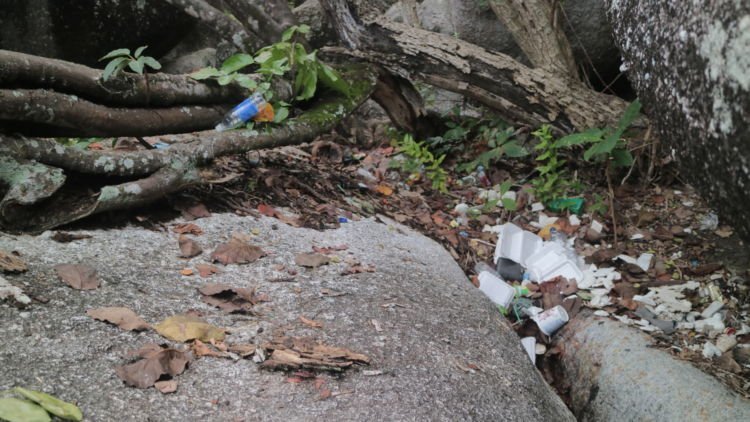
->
605, 164, 618, 248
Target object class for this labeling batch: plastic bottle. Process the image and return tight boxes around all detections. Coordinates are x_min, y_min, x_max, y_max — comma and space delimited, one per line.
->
215, 93, 267, 131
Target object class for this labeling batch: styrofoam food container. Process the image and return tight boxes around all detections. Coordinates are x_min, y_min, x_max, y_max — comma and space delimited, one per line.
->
478, 271, 515, 308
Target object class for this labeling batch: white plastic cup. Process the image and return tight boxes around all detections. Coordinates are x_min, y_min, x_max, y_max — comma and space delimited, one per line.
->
532, 305, 570, 335
478, 271, 515, 308
520, 337, 536, 364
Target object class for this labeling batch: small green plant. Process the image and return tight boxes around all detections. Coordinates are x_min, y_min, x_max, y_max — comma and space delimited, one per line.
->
481, 180, 518, 212
391, 134, 449, 192
531, 124, 570, 204
99, 46, 161, 81
587, 193, 608, 216
455, 118, 528, 173
56, 137, 101, 149
555, 99, 641, 167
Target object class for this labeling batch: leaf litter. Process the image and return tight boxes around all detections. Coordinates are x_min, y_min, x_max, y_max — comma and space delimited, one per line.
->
260, 337, 369, 372
115, 344, 192, 389
197, 283, 269, 314
211, 239, 266, 265
86, 307, 150, 331
0, 250, 27, 273
54, 264, 100, 290
154, 314, 226, 342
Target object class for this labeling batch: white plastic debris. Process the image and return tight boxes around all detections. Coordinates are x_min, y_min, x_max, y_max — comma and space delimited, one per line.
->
0, 275, 31, 305
523, 306, 544, 318
569, 215, 581, 226
521, 337, 536, 364
589, 288, 613, 308
716, 334, 738, 353
593, 310, 610, 317
501, 190, 517, 201
531, 202, 545, 212
701, 301, 724, 319
694, 313, 725, 334
532, 305, 569, 335
525, 242, 584, 283
477, 271, 515, 308
643, 281, 700, 319
579, 265, 620, 290
617, 253, 653, 272
702, 341, 722, 358
494, 223, 543, 266
699, 212, 719, 231
590, 220, 604, 234
630, 233, 645, 240
633, 295, 657, 307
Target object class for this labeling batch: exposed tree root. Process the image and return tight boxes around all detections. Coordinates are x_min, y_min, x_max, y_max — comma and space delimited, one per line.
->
0, 66, 377, 233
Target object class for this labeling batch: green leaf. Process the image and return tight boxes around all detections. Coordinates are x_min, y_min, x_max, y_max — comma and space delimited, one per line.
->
99, 48, 130, 61
555, 128, 604, 147
615, 99, 642, 134
233, 74, 258, 90
273, 106, 289, 123
189, 67, 222, 80
584, 133, 618, 161
128, 56, 145, 74
502, 198, 518, 211
220, 53, 254, 73
502, 140, 528, 157
254, 49, 273, 65
12, 388, 82, 421
133, 45, 147, 58
101, 57, 128, 81
499, 180, 512, 194
317, 62, 351, 96
294, 65, 318, 100
611, 147, 634, 167
217, 74, 235, 85
141, 56, 161, 70
0, 398, 51, 422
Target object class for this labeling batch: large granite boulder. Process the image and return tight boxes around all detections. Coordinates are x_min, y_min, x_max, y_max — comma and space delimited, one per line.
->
607, 1, 750, 239
0, 214, 573, 421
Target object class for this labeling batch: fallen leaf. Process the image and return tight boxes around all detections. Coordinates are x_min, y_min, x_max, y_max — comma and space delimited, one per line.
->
198, 283, 268, 313
180, 268, 194, 276
227, 343, 256, 358
195, 264, 220, 278
191, 339, 227, 358
260, 337, 370, 372
300, 316, 323, 329
211, 239, 266, 265
258, 204, 277, 217
154, 314, 225, 342
116, 344, 191, 389
0, 397, 51, 422
172, 223, 203, 235
154, 380, 178, 394
178, 203, 211, 220
0, 250, 27, 273
312, 245, 348, 254
11, 387, 83, 421
295, 253, 331, 268
375, 185, 393, 196
54, 264, 100, 290
50, 232, 92, 243
715, 226, 733, 238
87, 307, 150, 331
178, 235, 203, 258
341, 263, 375, 275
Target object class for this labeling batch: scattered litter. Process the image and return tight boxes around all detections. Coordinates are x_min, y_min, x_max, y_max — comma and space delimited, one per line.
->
532, 305, 569, 335
701, 301, 724, 319
699, 212, 719, 231
520, 337, 536, 364
0, 275, 31, 305
531, 202, 545, 212
716, 334, 737, 353
703, 341, 722, 358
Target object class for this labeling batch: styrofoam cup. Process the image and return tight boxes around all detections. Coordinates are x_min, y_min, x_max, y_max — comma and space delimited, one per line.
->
525, 243, 583, 283
520, 337, 536, 364
532, 305, 570, 335
478, 271, 515, 308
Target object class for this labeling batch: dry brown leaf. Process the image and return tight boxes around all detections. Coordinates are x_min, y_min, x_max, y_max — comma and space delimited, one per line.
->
715, 226, 734, 238
51, 232, 92, 243
375, 185, 393, 196
195, 264, 220, 278
300, 316, 323, 329
172, 223, 203, 235
154, 314, 226, 342
191, 339, 227, 358
54, 264, 100, 290
260, 337, 369, 372
295, 253, 331, 268
178, 235, 203, 258
179, 203, 211, 220
154, 380, 178, 394
116, 344, 191, 389
87, 307, 150, 331
0, 250, 27, 273
341, 263, 375, 275
227, 344, 256, 358
180, 268, 194, 276
211, 239, 266, 265
198, 283, 268, 314
312, 245, 348, 254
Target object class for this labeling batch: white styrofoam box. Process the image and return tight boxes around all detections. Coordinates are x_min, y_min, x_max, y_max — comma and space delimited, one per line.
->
477, 271, 515, 308
494, 223, 543, 266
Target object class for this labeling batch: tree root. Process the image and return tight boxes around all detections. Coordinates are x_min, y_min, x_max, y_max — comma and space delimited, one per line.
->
0, 66, 377, 233
0, 50, 248, 107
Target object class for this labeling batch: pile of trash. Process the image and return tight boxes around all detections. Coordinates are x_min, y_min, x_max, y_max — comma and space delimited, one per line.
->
476, 222, 749, 366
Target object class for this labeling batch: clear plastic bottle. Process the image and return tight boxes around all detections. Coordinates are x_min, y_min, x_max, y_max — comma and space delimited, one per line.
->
215, 93, 267, 131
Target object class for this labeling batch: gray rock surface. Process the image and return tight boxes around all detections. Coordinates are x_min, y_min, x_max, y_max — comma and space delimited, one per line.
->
607, 0, 750, 239
387, 0, 622, 81
558, 312, 750, 421
0, 214, 573, 421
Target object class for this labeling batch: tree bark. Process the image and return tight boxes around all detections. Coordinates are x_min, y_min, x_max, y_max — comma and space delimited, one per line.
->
320, 0, 629, 132
488, 0, 579, 78
0, 50, 248, 107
